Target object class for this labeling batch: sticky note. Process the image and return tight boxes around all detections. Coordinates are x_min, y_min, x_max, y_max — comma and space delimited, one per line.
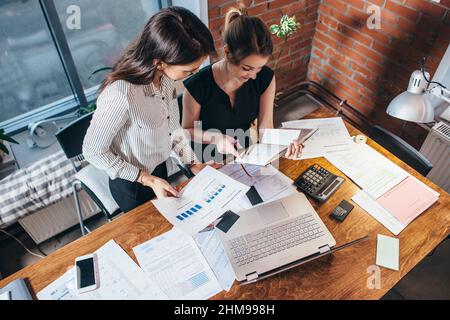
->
376, 234, 399, 271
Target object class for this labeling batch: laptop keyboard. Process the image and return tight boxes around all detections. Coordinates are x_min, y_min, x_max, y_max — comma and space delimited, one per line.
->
228, 214, 325, 267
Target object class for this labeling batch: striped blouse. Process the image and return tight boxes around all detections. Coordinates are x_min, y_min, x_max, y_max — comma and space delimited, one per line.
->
82, 74, 197, 182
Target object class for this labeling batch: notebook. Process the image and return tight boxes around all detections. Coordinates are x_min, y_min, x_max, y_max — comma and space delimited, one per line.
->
235, 128, 317, 166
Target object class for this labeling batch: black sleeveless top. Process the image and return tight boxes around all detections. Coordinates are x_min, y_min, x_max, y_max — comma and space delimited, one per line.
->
184, 63, 274, 161
183, 64, 274, 134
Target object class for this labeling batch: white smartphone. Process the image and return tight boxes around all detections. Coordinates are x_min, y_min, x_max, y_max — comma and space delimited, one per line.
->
75, 253, 99, 294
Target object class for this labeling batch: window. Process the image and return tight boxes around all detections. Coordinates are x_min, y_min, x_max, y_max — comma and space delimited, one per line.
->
53, 0, 160, 90
0, 0, 208, 133
0, 0, 73, 124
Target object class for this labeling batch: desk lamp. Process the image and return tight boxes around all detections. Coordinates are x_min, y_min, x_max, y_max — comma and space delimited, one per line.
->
387, 57, 450, 123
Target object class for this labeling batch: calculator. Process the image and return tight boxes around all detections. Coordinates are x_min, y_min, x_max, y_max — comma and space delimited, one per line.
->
294, 164, 345, 203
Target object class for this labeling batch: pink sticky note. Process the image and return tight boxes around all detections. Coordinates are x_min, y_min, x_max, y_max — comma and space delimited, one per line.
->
376, 176, 439, 225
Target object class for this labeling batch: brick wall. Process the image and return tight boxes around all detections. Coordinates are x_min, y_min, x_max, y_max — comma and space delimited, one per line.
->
207, 0, 450, 149
208, 0, 321, 92
308, 0, 450, 149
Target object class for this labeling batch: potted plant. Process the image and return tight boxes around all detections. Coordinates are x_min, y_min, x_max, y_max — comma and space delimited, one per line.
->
0, 128, 18, 163
269, 14, 300, 104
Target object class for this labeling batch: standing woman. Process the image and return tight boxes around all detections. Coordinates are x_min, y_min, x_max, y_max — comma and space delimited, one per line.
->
182, 6, 301, 162
83, 7, 216, 212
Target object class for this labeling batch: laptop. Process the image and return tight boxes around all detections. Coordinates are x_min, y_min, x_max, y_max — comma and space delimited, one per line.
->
216, 193, 368, 284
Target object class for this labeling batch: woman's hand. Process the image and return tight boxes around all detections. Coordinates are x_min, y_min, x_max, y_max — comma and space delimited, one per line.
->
139, 172, 179, 199
214, 134, 241, 157
284, 140, 303, 160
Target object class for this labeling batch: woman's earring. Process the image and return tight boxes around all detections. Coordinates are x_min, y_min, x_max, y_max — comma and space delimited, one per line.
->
158, 62, 166, 71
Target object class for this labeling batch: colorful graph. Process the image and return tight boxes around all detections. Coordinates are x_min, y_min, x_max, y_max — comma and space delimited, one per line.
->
175, 184, 226, 221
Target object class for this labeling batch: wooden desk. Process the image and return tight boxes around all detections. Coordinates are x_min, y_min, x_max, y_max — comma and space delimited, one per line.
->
1, 107, 449, 300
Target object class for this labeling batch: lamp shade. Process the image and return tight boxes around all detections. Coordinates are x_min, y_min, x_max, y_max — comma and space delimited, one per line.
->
386, 70, 434, 123
386, 91, 435, 123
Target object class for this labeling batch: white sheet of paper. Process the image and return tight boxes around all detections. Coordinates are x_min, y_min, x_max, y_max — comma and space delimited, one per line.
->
152, 166, 250, 236
260, 128, 301, 146
352, 190, 405, 236
219, 163, 297, 211
37, 268, 77, 300
282, 117, 353, 159
235, 143, 286, 166
0, 291, 11, 300
193, 229, 236, 291
327, 143, 409, 199
133, 228, 222, 300
376, 234, 399, 271
37, 240, 168, 300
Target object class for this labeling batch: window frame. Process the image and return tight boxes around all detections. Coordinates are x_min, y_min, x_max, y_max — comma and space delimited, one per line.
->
1, 0, 169, 134
1, 0, 209, 134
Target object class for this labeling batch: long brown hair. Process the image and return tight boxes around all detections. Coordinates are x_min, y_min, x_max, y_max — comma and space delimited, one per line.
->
223, 6, 273, 65
100, 6, 216, 92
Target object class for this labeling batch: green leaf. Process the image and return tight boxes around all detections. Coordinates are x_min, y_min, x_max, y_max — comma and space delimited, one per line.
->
1, 135, 18, 144
269, 24, 280, 34
277, 30, 285, 38
88, 66, 113, 81
0, 129, 18, 144
0, 143, 9, 155
76, 102, 97, 117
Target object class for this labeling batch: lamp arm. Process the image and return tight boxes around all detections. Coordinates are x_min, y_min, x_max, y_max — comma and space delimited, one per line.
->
428, 86, 450, 104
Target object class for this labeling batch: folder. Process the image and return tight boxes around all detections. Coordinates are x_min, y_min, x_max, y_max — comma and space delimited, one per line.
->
376, 175, 439, 226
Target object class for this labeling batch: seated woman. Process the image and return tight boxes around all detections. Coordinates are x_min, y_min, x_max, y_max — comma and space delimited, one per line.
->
182, 6, 302, 163
82, 7, 216, 213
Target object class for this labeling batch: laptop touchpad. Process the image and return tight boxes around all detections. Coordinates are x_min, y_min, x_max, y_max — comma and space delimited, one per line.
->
257, 202, 289, 225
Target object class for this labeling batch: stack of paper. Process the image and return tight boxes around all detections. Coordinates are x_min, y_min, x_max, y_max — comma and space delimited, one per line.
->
282, 117, 353, 159
37, 240, 168, 300
235, 143, 286, 166
327, 143, 440, 235
326, 143, 409, 198
132, 228, 232, 300
376, 175, 439, 226
219, 163, 297, 211
376, 234, 399, 271
235, 129, 302, 166
151, 166, 250, 236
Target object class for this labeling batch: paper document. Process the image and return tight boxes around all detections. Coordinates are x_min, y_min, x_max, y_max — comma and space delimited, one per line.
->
282, 117, 353, 159
376, 234, 399, 271
326, 143, 409, 199
152, 166, 250, 236
193, 229, 236, 291
376, 176, 439, 225
260, 128, 301, 146
219, 163, 297, 211
133, 228, 222, 300
0, 291, 11, 300
37, 268, 77, 300
352, 190, 406, 235
235, 143, 286, 166
37, 240, 167, 300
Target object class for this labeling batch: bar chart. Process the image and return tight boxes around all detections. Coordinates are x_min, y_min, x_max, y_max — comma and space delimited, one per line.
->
175, 184, 226, 221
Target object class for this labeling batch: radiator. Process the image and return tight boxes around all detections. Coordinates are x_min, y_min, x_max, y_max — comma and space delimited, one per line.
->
18, 190, 100, 244
420, 122, 450, 193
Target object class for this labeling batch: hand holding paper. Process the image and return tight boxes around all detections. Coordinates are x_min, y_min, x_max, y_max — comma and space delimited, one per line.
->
151, 166, 250, 235
235, 128, 305, 166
